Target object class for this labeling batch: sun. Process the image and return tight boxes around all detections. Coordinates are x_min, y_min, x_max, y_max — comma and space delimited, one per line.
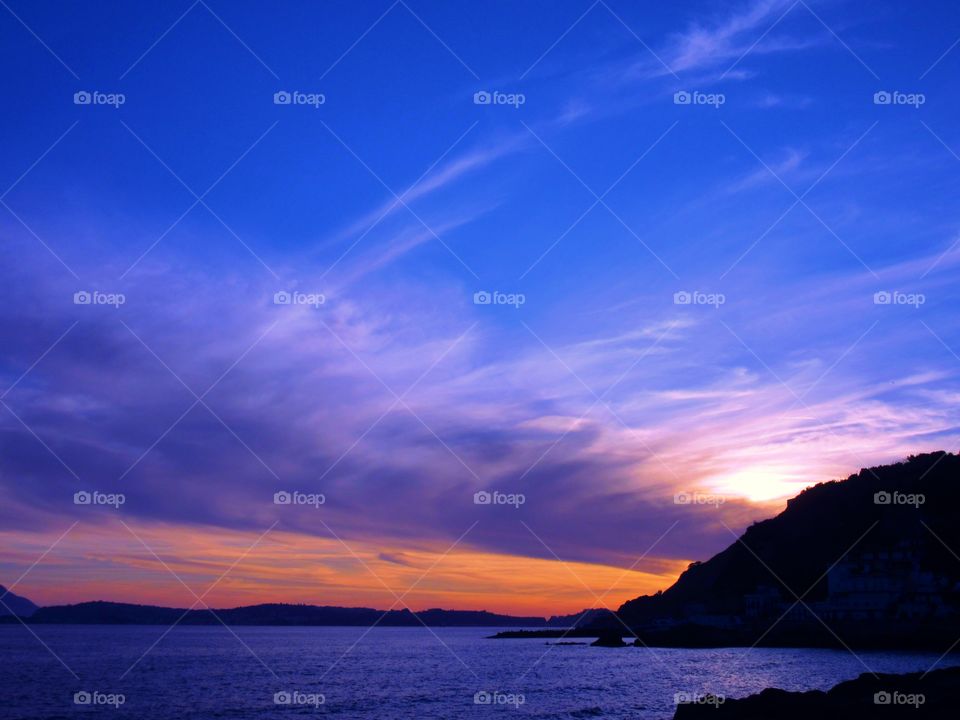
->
706, 466, 811, 503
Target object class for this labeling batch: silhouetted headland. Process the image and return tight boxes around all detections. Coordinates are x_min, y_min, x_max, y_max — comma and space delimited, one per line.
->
0, 585, 38, 618
496, 452, 960, 652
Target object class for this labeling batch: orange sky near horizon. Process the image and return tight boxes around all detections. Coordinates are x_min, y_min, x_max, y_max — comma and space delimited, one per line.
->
0, 520, 693, 617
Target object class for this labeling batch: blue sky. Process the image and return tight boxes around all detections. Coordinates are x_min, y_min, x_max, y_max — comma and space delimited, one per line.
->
2, 0, 960, 612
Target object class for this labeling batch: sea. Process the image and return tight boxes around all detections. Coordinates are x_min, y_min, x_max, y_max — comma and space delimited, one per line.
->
1, 625, 957, 718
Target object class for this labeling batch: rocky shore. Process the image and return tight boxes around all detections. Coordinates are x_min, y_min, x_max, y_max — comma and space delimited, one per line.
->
673, 666, 960, 719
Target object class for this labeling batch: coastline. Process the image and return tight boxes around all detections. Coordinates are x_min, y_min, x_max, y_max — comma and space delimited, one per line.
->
490, 623, 960, 652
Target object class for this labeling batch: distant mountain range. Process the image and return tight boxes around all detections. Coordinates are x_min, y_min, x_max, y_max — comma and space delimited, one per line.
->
0, 596, 589, 628
0, 585, 39, 618
611, 451, 960, 649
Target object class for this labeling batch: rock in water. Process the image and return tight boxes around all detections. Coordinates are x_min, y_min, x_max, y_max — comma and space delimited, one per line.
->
590, 630, 626, 647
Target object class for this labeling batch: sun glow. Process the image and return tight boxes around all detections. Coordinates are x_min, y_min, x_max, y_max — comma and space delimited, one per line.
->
707, 466, 812, 503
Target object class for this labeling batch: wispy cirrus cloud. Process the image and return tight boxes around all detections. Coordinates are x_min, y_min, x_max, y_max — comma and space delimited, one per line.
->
325, 134, 526, 249
2, 233, 957, 581
651, 0, 816, 78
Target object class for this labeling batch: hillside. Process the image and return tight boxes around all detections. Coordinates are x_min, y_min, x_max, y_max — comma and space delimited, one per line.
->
0, 585, 38, 618
616, 452, 960, 647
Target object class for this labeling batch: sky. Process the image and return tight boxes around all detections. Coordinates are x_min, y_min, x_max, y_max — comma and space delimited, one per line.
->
1, 0, 959, 616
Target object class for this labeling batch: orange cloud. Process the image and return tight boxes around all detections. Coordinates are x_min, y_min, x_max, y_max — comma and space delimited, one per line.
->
1, 519, 688, 617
